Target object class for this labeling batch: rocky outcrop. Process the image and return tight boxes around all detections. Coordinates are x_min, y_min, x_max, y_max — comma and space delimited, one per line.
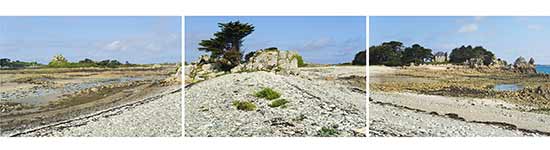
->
490, 58, 508, 68
161, 64, 182, 85
464, 58, 484, 68
352, 50, 366, 65
231, 50, 300, 75
185, 50, 303, 84
513, 57, 537, 74
184, 55, 226, 83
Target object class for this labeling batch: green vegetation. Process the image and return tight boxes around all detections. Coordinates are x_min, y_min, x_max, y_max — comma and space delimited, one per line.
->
295, 54, 306, 67
369, 41, 405, 66
232, 101, 257, 111
449, 45, 495, 65
46, 54, 136, 68
244, 51, 256, 62
254, 88, 281, 100
352, 50, 366, 65
402, 44, 433, 65
289, 53, 306, 67
264, 47, 279, 52
0, 58, 41, 69
268, 99, 289, 108
317, 127, 339, 137
370, 41, 496, 66
198, 21, 255, 71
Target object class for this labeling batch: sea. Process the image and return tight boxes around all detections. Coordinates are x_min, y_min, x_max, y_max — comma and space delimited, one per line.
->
536, 65, 550, 74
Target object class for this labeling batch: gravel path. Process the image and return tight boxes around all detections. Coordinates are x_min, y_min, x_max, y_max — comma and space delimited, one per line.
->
369, 92, 550, 137
185, 71, 366, 137
12, 86, 182, 137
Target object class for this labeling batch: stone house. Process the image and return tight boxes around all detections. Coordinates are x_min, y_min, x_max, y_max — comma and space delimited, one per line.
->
433, 51, 448, 63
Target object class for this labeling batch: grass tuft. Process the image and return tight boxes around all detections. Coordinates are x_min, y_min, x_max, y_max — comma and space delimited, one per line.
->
232, 101, 257, 111
254, 88, 281, 100
317, 127, 339, 137
268, 99, 289, 108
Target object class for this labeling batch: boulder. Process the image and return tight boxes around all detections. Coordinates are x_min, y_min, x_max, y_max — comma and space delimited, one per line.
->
464, 58, 484, 68
230, 50, 300, 75
490, 58, 507, 68
185, 58, 224, 84
513, 56, 537, 74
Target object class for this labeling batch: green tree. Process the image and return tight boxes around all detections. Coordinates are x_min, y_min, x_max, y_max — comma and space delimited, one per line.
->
352, 50, 366, 65
79, 58, 95, 64
449, 45, 494, 65
198, 21, 255, 71
402, 44, 433, 65
369, 41, 404, 66
0, 58, 11, 67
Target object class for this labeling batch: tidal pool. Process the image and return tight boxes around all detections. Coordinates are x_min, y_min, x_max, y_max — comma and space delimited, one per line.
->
493, 84, 524, 91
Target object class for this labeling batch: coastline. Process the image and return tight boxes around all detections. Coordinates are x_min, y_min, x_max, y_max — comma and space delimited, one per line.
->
369, 64, 550, 137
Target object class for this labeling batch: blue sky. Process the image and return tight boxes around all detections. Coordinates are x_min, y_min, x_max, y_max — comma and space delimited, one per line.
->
185, 16, 366, 64
0, 16, 181, 64
370, 16, 550, 65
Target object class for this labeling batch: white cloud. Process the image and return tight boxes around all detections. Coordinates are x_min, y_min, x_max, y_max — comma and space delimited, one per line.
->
104, 40, 127, 51
458, 23, 478, 33
527, 24, 543, 31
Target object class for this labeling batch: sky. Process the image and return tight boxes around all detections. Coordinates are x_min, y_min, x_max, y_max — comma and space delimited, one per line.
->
0, 16, 181, 64
185, 16, 366, 64
370, 16, 550, 65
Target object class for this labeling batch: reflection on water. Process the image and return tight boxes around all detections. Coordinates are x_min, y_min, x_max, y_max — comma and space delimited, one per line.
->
494, 84, 524, 91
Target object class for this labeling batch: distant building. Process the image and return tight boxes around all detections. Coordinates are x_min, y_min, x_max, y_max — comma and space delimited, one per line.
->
433, 51, 448, 63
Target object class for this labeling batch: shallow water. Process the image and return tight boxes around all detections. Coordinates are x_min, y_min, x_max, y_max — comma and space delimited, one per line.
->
536, 65, 550, 74
1, 77, 144, 105
493, 84, 524, 91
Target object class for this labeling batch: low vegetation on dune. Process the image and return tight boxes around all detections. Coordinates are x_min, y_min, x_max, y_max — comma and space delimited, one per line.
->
268, 99, 289, 108
254, 88, 281, 100
232, 101, 257, 111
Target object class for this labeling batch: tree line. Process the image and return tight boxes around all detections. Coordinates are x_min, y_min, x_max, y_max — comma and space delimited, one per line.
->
369, 41, 495, 66
0, 58, 40, 68
1, 55, 135, 69
47, 54, 135, 68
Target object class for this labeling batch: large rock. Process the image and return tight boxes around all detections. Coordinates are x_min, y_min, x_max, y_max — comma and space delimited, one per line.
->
185, 55, 225, 84
464, 58, 484, 68
490, 58, 507, 68
352, 50, 366, 65
231, 50, 300, 75
513, 56, 537, 74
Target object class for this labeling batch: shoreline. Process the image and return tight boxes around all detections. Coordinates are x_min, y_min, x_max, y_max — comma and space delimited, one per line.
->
369, 64, 550, 137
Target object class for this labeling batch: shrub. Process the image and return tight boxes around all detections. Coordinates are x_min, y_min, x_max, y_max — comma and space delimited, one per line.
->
254, 88, 281, 100
290, 54, 305, 67
352, 50, 366, 65
268, 99, 289, 108
264, 47, 279, 52
295, 55, 305, 67
232, 101, 257, 111
244, 51, 256, 62
317, 127, 339, 137
48, 54, 70, 67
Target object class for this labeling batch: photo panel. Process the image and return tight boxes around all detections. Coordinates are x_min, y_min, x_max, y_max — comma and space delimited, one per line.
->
184, 16, 367, 137
369, 16, 550, 137
0, 16, 182, 137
